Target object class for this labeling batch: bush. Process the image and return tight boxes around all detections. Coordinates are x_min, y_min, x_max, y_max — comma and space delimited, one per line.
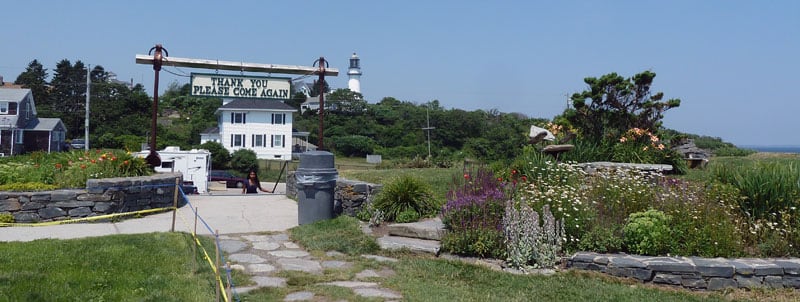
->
199, 141, 230, 170
577, 224, 624, 254
334, 135, 376, 157
0, 182, 58, 192
395, 209, 421, 223
230, 149, 257, 173
0, 150, 151, 189
623, 209, 672, 256
373, 175, 437, 222
440, 228, 505, 259
0, 213, 13, 224
441, 168, 507, 258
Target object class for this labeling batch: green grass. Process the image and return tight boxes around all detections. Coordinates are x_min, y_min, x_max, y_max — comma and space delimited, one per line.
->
339, 166, 460, 202
289, 215, 379, 255
0, 232, 222, 301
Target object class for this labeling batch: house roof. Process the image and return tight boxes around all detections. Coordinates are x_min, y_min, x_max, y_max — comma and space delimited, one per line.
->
217, 99, 297, 112
0, 88, 31, 102
26, 118, 64, 131
201, 126, 219, 134
0, 116, 18, 128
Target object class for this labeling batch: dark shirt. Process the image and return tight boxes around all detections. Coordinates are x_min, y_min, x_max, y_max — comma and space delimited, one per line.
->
245, 181, 260, 194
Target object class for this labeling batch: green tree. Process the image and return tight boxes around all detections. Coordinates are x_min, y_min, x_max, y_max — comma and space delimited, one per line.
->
565, 71, 680, 142
50, 59, 89, 138
199, 141, 230, 170
327, 89, 367, 114
14, 60, 50, 116
230, 149, 258, 173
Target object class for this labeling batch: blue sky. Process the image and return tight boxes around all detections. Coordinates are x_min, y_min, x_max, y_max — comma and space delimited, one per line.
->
1, 1, 797, 146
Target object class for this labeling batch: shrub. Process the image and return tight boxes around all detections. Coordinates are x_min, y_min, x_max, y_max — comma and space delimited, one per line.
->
441, 168, 507, 258
230, 149, 257, 173
395, 209, 421, 223
0, 150, 151, 189
711, 160, 800, 221
440, 228, 505, 259
0, 182, 58, 192
0, 213, 13, 224
653, 180, 746, 257
623, 209, 672, 256
199, 141, 230, 170
577, 224, 624, 254
373, 175, 437, 222
334, 135, 376, 157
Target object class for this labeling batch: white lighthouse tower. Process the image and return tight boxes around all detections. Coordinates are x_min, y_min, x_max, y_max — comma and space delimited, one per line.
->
347, 52, 362, 94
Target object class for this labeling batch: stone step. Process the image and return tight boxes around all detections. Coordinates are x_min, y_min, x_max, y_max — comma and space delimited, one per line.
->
385, 217, 446, 241
377, 235, 440, 255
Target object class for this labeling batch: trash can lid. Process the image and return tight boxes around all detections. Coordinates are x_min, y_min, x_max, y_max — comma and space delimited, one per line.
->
298, 151, 335, 170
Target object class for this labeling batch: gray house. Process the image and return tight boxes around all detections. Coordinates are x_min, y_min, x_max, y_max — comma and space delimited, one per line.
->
0, 88, 67, 156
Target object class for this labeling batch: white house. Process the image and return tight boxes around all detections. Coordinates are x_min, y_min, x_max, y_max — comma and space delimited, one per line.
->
201, 98, 296, 160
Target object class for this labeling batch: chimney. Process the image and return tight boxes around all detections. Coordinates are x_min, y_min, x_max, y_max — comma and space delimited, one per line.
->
0, 75, 4, 86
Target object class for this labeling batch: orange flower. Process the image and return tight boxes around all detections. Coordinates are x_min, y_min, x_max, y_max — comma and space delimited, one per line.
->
80, 164, 87, 169
91, 159, 96, 164
620, 137, 628, 143
657, 144, 665, 150
111, 157, 117, 161
123, 160, 129, 165
55, 163, 62, 169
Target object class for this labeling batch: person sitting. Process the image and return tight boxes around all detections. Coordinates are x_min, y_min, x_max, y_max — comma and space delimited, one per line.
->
242, 169, 273, 194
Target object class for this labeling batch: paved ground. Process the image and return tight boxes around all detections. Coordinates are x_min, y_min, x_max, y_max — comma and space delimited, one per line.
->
0, 183, 297, 242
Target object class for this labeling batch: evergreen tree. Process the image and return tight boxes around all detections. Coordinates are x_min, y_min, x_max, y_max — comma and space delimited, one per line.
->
14, 60, 51, 116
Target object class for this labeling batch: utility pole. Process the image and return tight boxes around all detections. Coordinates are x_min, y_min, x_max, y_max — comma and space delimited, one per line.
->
313, 57, 328, 150
84, 65, 90, 150
421, 104, 436, 158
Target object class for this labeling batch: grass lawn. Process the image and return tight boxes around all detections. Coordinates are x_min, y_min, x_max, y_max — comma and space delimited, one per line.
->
0, 232, 225, 302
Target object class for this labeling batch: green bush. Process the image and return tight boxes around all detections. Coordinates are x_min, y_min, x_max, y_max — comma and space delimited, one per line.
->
0, 213, 13, 224
711, 160, 800, 221
623, 209, 672, 256
199, 141, 230, 169
395, 209, 421, 223
230, 149, 257, 173
440, 228, 505, 259
334, 135, 376, 157
0, 182, 58, 192
0, 150, 151, 189
577, 224, 624, 254
373, 175, 437, 222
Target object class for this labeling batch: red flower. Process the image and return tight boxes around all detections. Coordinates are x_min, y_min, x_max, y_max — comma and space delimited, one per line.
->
111, 157, 117, 161
123, 160, 129, 165
521, 176, 528, 182
511, 169, 517, 175
497, 177, 502, 182
463, 173, 470, 179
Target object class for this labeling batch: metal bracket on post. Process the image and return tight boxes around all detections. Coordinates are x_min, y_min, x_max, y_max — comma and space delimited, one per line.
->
146, 44, 168, 168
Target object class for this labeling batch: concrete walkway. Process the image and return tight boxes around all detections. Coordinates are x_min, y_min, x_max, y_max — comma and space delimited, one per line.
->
0, 185, 298, 242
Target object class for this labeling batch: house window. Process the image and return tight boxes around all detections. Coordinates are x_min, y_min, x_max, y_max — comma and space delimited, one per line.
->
252, 134, 267, 147
0, 102, 7, 114
14, 129, 23, 144
231, 134, 245, 147
231, 112, 246, 124
271, 135, 285, 148
272, 113, 286, 125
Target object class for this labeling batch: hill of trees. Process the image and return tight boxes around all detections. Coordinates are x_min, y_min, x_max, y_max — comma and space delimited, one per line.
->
12, 60, 750, 163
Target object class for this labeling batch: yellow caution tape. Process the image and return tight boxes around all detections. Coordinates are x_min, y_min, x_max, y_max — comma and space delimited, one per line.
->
0, 207, 176, 227
177, 206, 230, 302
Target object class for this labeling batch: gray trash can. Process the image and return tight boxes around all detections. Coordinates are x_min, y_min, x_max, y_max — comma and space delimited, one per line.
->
295, 151, 338, 225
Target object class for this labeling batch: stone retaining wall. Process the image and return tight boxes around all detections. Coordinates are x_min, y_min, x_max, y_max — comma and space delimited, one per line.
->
0, 173, 183, 223
568, 252, 800, 290
286, 171, 381, 216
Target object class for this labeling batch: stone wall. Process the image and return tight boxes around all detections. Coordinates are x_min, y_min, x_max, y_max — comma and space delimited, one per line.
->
0, 173, 184, 223
286, 171, 381, 216
568, 252, 800, 290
